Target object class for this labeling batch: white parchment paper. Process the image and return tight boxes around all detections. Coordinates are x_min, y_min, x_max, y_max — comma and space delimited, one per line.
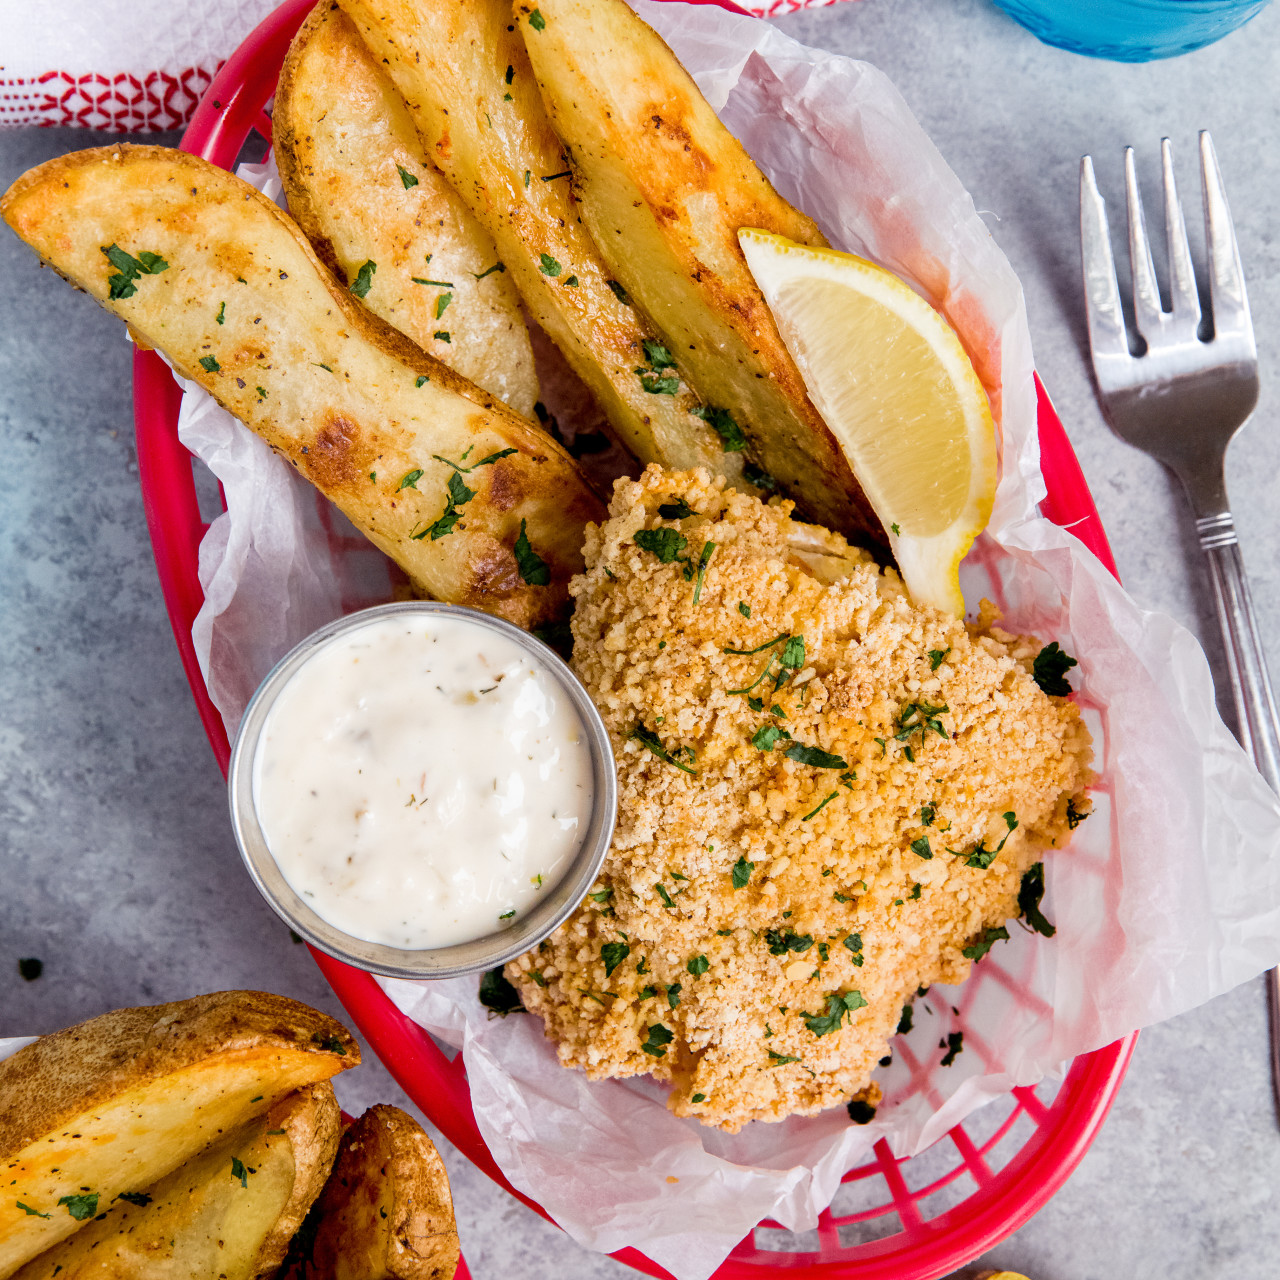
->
171, 5, 1280, 1277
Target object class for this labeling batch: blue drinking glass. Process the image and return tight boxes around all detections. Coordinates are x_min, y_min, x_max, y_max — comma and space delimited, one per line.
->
989, 0, 1272, 60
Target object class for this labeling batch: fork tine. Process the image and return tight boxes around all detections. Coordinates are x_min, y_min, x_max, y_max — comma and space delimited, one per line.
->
1124, 147, 1166, 339
1200, 130, 1255, 346
1160, 138, 1202, 333
1080, 155, 1131, 365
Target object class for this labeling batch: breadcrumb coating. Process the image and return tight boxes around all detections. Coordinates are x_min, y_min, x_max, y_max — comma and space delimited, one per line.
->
507, 466, 1092, 1132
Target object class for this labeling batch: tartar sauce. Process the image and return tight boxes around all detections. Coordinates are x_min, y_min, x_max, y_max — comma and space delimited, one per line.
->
251, 614, 593, 949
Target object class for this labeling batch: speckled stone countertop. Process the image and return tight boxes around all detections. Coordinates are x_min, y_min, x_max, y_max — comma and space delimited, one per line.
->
3, 1, 1280, 1275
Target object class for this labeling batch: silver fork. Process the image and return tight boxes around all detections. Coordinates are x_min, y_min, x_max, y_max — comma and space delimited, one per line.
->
1081, 132, 1280, 1121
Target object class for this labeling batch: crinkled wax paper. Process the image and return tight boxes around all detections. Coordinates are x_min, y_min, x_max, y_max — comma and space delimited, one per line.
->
169, 4, 1280, 1277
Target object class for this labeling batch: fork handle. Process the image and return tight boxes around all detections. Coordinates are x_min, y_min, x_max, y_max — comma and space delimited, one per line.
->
1198, 514, 1280, 793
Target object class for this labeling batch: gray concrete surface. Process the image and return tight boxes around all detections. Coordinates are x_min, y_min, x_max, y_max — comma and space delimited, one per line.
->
3, 0, 1280, 1275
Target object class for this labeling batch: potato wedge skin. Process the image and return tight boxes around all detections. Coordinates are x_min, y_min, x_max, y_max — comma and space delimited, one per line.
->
337, 0, 749, 489
0, 145, 603, 629
276, 2, 538, 418
0, 993, 355, 1275
310, 1106, 458, 1280
517, 0, 881, 543
11, 1084, 341, 1280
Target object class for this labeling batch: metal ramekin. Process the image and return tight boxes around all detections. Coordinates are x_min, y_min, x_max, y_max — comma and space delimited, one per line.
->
227, 601, 616, 980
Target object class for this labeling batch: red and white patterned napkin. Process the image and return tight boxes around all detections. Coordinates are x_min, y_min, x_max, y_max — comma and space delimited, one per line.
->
0, 0, 839, 132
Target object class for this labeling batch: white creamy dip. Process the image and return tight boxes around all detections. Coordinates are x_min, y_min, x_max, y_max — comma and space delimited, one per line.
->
251, 614, 593, 949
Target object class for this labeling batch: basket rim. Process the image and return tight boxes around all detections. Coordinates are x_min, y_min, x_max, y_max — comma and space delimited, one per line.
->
127, 2, 1135, 1276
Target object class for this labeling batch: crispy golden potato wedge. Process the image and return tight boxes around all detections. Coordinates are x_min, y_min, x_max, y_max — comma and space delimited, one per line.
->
517, 0, 881, 543
11, 1084, 342, 1280
309, 1107, 458, 1280
276, 2, 538, 418
0, 993, 355, 1276
1, 146, 604, 628
336, 0, 751, 488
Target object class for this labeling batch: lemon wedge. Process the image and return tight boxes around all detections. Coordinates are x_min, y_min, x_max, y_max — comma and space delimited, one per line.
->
738, 229, 997, 617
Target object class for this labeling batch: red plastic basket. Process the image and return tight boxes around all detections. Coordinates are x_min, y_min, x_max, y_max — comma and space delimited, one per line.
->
131, 2, 1135, 1275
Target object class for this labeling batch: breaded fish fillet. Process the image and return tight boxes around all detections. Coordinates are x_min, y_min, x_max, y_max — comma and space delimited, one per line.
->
507, 466, 1091, 1132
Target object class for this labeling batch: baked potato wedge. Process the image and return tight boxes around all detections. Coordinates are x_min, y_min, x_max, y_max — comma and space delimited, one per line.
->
11, 1083, 342, 1280
0, 145, 603, 629
336, 0, 751, 488
275, 2, 538, 418
0, 992, 355, 1276
308, 1106, 458, 1280
517, 0, 880, 542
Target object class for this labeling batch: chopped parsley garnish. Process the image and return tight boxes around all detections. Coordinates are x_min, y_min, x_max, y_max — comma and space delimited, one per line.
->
397, 164, 419, 188
779, 635, 805, 673
435, 292, 453, 319
479, 966, 525, 1015
17, 1202, 49, 1218
505, 64, 515, 84
929, 647, 951, 671
784, 743, 848, 769
765, 928, 813, 956
231, 1158, 248, 1188
588, 887, 614, 904
523, 169, 531, 187
896, 1004, 914, 1035
415, 375, 428, 388
434, 330, 451, 342
630, 723, 696, 775
667, 983, 682, 1009
538, 252, 562, 277
528, 7, 546, 29
256, 386, 268, 399
513, 519, 551, 586
890, 522, 901, 536
692, 541, 716, 604
435, 447, 518, 474
606, 279, 630, 304
738, 601, 751, 618
1032, 641, 1078, 696
634, 527, 687, 563
921, 803, 936, 826
940, 1031, 964, 1066
687, 954, 709, 977
894, 700, 949, 746
803, 990, 867, 1037
199, 355, 220, 373
724, 632, 790, 657
691, 405, 747, 452
117, 1191, 152, 1207
530, 969, 547, 987
909, 883, 922, 900
842, 934, 863, 965
57, 1191, 99, 1219
639, 985, 659, 1000
215, 301, 225, 324
955, 841, 999, 870
474, 262, 505, 280
743, 462, 778, 491
642, 338, 676, 369
563, 275, 579, 287
641, 1024, 673, 1057
398, 468, 424, 491
101, 243, 168, 299
910, 836, 933, 860
731, 856, 755, 889
655, 883, 676, 909
768, 1049, 801, 1066
752, 724, 786, 751
1018, 862, 1056, 937
638, 370, 679, 395
312, 1034, 347, 1055
1066, 798, 1089, 829
18, 957, 43, 981
425, 470, 474, 540
658, 498, 695, 520
962, 926, 1010, 961
413, 277, 455, 287
601, 941, 630, 977
801, 791, 839, 821
349, 259, 376, 298
692, 1092, 706, 1103
847, 1099, 877, 1124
